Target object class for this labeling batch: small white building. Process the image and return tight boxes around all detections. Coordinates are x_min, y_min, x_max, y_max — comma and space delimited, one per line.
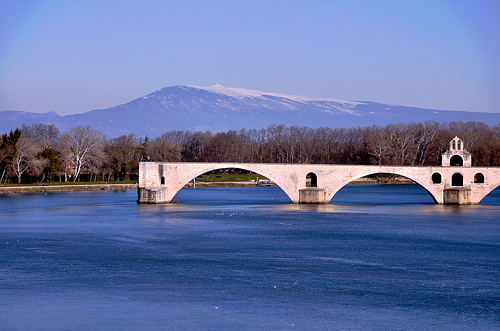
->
441, 136, 471, 167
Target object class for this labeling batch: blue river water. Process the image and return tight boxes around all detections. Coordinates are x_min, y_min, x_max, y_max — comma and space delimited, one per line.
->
1, 185, 499, 330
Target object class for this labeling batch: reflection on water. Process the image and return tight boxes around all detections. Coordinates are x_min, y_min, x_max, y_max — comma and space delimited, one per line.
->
0, 185, 499, 330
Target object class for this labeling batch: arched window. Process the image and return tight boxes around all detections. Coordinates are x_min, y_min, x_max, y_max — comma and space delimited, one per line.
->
457, 141, 461, 150
432, 172, 442, 184
306, 172, 317, 187
450, 155, 463, 166
452, 141, 456, 150
452, 173, 463, 186
161, 176, 165, 185
474, 173, 484, 184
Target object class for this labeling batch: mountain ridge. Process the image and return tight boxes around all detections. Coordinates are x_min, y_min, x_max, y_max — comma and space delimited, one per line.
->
1, 84, 499, 137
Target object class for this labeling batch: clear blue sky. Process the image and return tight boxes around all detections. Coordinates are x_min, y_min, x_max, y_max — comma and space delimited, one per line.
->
1, 0, 499, 115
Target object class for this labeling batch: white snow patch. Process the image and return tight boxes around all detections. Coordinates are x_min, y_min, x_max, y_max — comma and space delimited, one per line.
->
190, 83, 364, 106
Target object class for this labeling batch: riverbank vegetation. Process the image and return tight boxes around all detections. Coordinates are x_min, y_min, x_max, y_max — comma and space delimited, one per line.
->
0, 180, 135, 187
1, 121, 499, 184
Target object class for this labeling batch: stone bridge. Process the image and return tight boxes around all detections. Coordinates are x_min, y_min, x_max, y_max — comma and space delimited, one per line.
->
137, 137, 500, 205
138, 162, 500, 205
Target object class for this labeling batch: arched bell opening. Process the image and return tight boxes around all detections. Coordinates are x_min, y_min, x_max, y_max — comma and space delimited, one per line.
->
450, 155, 463, 166
161, 176, 165, 185
306, 172, 318, 187
451, 173, 464, 186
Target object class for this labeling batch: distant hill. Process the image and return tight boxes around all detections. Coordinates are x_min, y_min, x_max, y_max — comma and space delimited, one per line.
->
1, 84, 499, 138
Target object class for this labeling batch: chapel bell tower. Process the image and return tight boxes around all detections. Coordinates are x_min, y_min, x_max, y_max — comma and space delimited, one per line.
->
441, 136, 471, 167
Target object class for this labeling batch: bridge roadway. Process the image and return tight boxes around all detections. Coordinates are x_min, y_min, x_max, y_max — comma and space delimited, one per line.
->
138, 162, 500, 205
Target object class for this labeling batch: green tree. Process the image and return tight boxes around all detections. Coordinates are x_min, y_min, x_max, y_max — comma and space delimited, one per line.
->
0, 128, 21, 183
37, 148, 61, 182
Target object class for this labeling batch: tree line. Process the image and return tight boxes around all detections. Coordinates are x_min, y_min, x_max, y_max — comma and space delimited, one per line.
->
1, 121, 499, 184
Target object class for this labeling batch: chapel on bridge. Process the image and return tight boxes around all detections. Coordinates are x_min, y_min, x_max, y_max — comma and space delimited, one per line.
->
441, 136, 471, 167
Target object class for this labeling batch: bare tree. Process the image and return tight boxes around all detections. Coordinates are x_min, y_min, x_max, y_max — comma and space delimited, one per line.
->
12, 136, 42, 183
3, 120, 499, 184
366, 126, 389, 165
67, 126, 105, 182
413, 121, 440, 165
146, 134, 182, 162
385, 124, 418, 165
55, 133, 73, 182
28, 158, 48, 181
181, 132, 211, 162
21, 124, 59, 150
106, 134, 141, 180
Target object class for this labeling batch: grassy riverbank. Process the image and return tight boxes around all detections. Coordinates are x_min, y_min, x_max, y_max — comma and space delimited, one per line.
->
0, 181, 137, 194
195, 173, 262, 182
192, 173, 414, 186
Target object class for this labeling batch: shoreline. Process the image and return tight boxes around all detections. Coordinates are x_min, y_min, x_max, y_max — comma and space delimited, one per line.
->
0, 183, 138, 194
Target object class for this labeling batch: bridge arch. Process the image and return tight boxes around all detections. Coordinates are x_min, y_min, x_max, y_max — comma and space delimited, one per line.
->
328, 170, 439, 204
169, 164, 295, 203
477, 182, 500, 204
470, 172, 500, 204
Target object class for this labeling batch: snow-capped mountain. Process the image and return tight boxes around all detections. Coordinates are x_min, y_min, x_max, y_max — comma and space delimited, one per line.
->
1, 84, 499, 137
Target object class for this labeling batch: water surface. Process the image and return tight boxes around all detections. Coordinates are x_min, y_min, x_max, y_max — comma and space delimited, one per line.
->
1, 185, 499, 330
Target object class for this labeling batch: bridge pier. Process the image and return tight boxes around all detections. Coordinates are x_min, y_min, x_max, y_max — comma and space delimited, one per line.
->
299, 188, 328, 204
443, 188, 471, 205
137, 187, 169, 203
